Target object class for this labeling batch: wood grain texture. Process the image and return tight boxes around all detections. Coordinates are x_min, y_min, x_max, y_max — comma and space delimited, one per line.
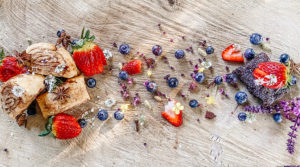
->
1, 0, 300, 166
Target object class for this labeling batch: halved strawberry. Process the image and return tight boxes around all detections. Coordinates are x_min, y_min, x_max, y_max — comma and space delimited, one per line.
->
122, 60, 142, 75
72, 28, 107, 76
0, 50, 27, 82
222, 44, 244, 62
253, 62, 289, 89
162, 100, 183, 127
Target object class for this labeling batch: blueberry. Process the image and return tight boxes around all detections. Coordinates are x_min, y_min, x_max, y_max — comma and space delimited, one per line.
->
146, 81, 157, 93
168, 77, 179, 88
244, 48, 255, 60
291, 76, 297, 85
86, 78, 96, 88
225, 73, 237, 84
57, 29, 65, 38
189, 99, 199, 108
97, 109, 108, 121
214, 76, 223, 85
235, 91, 248, 104
71, 40, 78, 45
250, 33, 263, 45
119, 71, 129, 80
273, 113, 282, 123
238, 112, 247, 121
152, 45, 162, 56
279, 54, 290, 64
27, 101, 37, 115
206, 46, 214, 54
194, 72, 205, 83
175, 50, 185, 59
78, 119, 87, 128
114, 110, 124, 120
119, 43, 130, 55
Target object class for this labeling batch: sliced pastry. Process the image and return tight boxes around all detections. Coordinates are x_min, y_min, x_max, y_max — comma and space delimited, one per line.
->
26, 43, 79, 78
0, 74, 45, 125
37, 75, 90, 118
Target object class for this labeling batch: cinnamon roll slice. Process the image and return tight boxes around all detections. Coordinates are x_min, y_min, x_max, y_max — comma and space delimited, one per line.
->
37, 75, 90, 118
26, 43, 79, 78
0, 74, 45, 125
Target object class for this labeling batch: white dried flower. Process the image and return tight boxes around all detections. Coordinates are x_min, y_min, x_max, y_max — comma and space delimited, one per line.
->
105, 98, 116, 108
45, 75, 56, 92
55, 64, 66, 73
103, 49, 113, 60
144, 100, 152, 110
12, 86, 24, 97
201, 61, 212, 68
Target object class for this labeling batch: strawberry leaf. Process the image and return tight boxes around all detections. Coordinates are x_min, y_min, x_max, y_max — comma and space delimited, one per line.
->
39, 129, 50, 136
81, 27, 85, 39
0, 49, 5, 64
85, 30, 90, 39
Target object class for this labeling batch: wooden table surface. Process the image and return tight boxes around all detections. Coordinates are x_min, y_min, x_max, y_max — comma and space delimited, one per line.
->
1, 0, 300, 166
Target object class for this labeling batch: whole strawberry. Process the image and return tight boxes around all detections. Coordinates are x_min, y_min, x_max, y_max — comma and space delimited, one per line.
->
253, 62, 291, 89
40, 113, 82, 140
72, 28, 107, 76
0, 49, 27, 82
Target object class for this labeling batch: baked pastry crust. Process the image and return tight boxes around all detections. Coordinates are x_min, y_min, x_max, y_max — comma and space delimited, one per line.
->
26, 43, 79, 78
0, 74, 45, 119
37, 75, 90, 118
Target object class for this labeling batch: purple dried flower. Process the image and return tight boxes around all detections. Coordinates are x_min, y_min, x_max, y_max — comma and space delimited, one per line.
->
198, 59, 202, 63
287, 116, 300, 154
164, 74, 170, 80
170, 66, 174, 70
113, 42, 117, 48
182, 36, 185, 40
133, 94, 140, 106
170, 39, 174, 42
181, 73, 185, 77
163, 32, 166, 35
189, 82, 198, 91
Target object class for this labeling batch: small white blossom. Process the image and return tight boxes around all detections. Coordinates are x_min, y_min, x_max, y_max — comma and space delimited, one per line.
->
103, 49, 113, 60
105, 98, 116, 108
45, 75, 56, 92
12, 86, 24, 97
201, 61, 212, 69
55, 64, 66, 73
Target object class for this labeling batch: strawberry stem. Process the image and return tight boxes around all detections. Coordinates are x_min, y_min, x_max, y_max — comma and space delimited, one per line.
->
0, 49, 5, 64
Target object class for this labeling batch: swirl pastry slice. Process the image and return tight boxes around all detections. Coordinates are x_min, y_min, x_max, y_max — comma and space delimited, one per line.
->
26, 43, 79, 78
0, 74, 45, 125
37, 75, 90, 118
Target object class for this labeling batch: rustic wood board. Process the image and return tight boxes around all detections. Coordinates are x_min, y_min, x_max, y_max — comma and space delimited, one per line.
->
1, 0, 300, 166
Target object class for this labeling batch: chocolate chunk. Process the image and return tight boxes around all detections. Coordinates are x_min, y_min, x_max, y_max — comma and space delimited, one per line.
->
232, 53, 289, 106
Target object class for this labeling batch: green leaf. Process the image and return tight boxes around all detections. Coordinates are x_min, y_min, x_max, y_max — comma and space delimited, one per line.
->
85, 30, 90, 39
0, 49, 5, 64
39, 129, 50, 137
81, 27, 85, 39
89, 35, 95, 42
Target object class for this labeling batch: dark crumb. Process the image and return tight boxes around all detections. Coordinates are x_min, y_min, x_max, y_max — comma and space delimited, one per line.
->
198, 58, 202, 63
266, 37, 270, 41
3, 148, 8, 153
158, 24, 161, 27
135, 120, 140, 132
189, 60, 193, 65
225, 66, 230, 72
168, 0, 175, 6
113, 42, 117, 48
182, 36, 185, 40
209, 66, 213, 73
170, 66, 175, 70
144, 143, 147, 146
197, 118, 200, 122
181, 73, 185, 77
205, 111, 216, 119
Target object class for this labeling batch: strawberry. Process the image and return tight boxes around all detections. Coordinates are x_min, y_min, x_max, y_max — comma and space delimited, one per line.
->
253, 62, 290, 89
162, 100, 183, 127
122, 59, 142, 75
40, 113, 82, 140
0, 49, 27, 82
222, 44, 244, 62
72, 28, 107, 76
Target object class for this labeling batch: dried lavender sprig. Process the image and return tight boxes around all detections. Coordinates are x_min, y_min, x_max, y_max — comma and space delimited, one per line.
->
287, 115, 300, 154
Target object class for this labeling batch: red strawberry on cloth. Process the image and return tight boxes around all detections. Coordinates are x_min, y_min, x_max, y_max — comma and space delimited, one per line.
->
222, 44, 244, 62
122, 59, 142, 75
0, 50, 27, 82
253, 62, 290, 89
40, 113, 82, 140
162, 100, 183, 127
72, 28, 107, 76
